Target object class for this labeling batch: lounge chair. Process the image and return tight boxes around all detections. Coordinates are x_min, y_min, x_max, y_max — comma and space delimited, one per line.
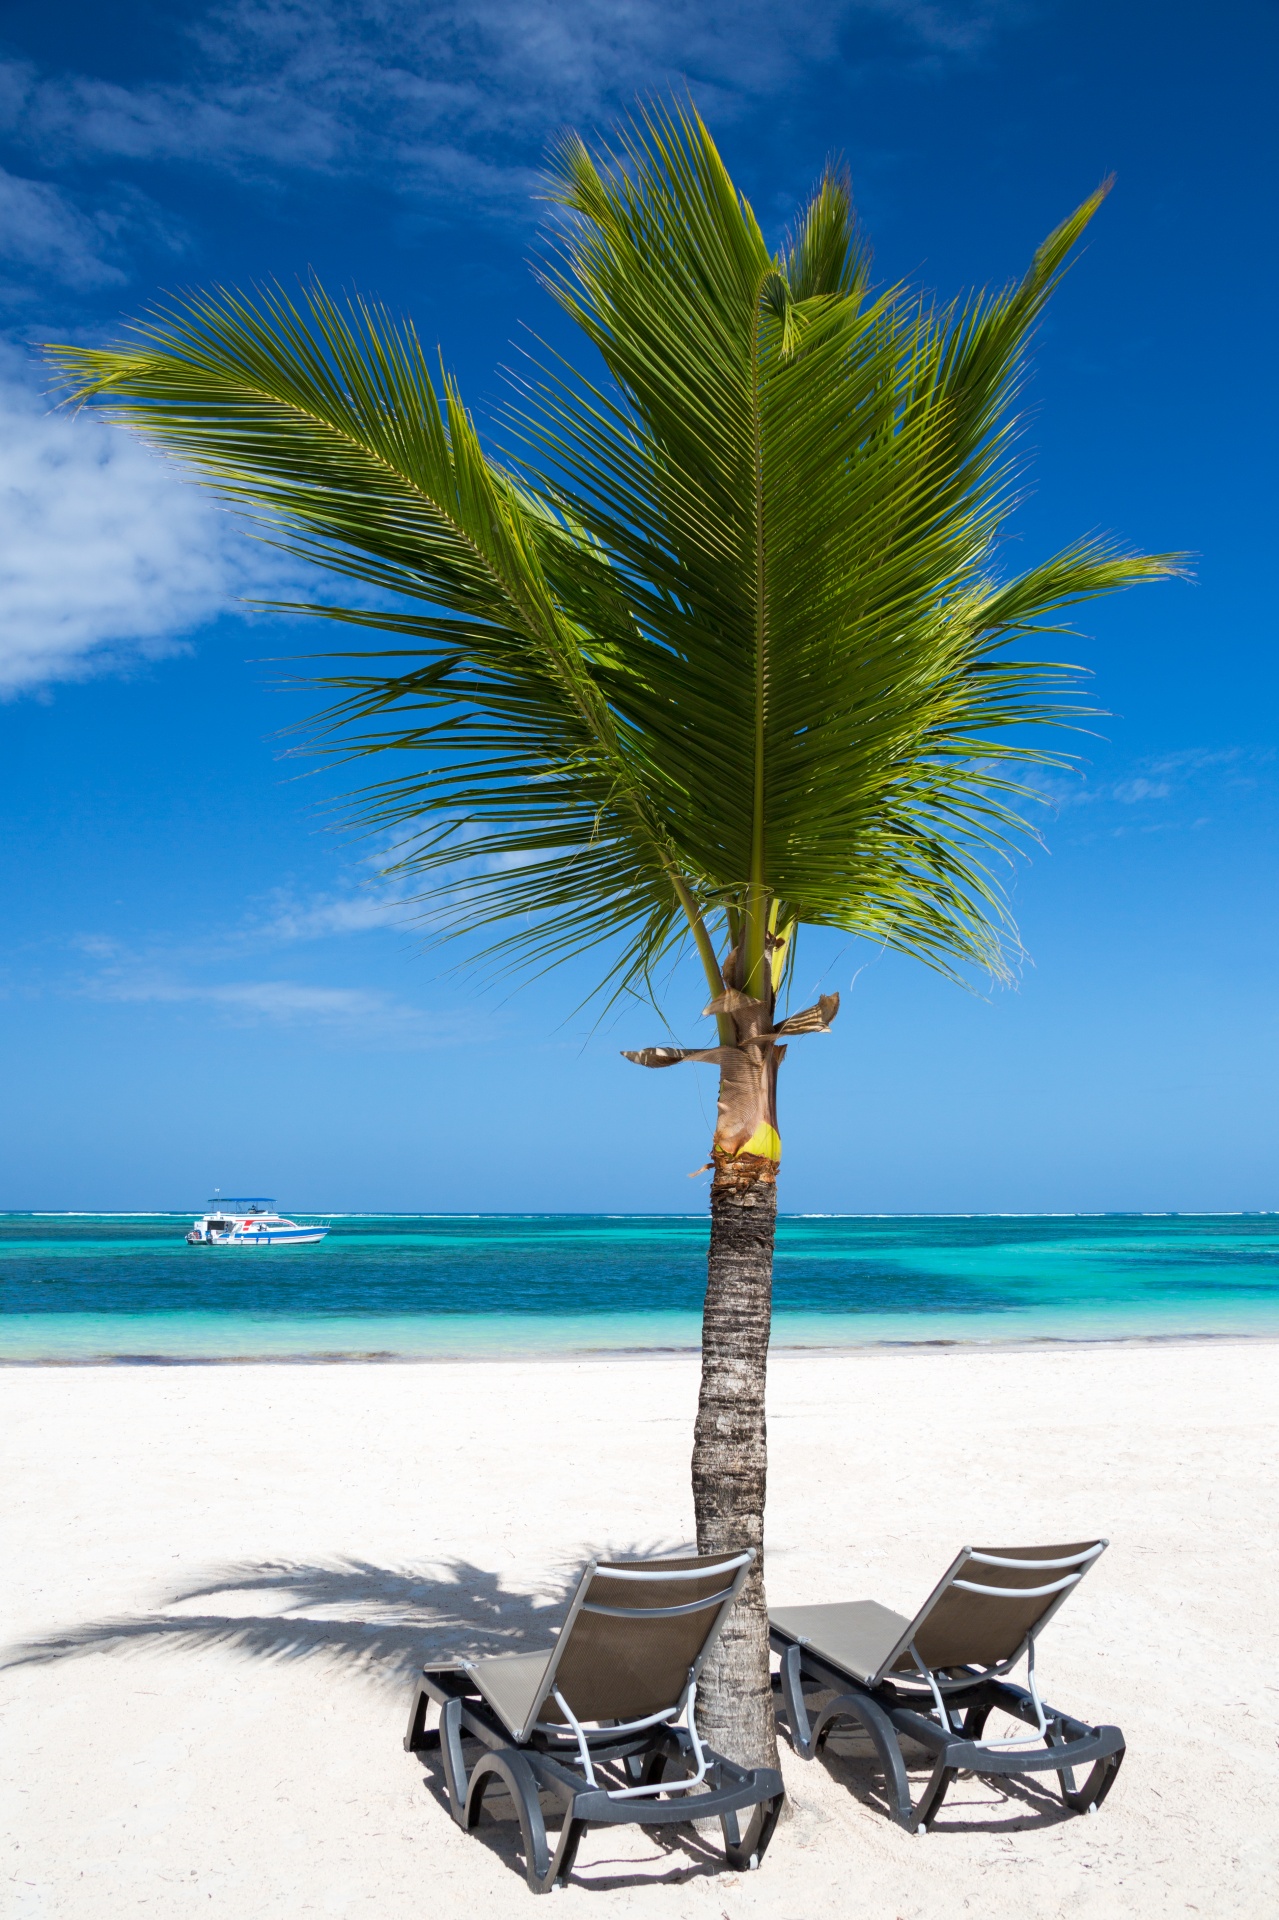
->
770, 1540, 1124, 1833
405, 1550, 785, 1894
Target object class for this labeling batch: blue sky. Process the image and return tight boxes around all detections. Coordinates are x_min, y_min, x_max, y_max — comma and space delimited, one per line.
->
1, 0, 1276, 1212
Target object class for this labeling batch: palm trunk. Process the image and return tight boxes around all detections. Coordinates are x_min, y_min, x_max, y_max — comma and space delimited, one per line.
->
689, 1149, 781, 1771
624, 935, 836, 1770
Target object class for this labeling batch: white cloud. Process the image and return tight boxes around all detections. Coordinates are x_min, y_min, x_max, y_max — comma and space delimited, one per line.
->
0, 354, 275, 697
0, 2, 1025, 207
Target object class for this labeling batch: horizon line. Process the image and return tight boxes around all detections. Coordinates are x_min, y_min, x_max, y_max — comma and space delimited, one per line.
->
3, 1208, 1277, 1222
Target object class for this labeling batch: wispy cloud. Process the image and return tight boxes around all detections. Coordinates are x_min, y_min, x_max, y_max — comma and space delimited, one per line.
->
76, 952, 447, 1046
60, 877, 458, 1045
1144, 747, 1269, 782
70, 871, 417, 978
1026, 747, 1274, 838
1111, 776, 1171, 804
90, 973, 412, 1025
0, 352, 290, 697
250, 883, 415, 944
0, 168, 127, 293
0, 2, 1027, 212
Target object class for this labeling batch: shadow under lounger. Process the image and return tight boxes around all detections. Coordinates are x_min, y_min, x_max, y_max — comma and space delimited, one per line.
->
770, 1540, 1125, 1833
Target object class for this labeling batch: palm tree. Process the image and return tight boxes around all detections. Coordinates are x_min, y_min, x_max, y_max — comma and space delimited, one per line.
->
47, 103, 1177, 1770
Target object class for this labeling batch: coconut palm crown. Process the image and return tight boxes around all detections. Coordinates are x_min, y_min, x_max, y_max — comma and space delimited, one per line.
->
46, 103, 1178, 1766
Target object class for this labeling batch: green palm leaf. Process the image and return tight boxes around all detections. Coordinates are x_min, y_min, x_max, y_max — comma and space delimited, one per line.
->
45, 103, 1179, 1008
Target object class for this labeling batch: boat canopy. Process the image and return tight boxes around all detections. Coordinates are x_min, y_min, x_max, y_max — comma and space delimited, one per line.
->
207, 1196, 276, 1211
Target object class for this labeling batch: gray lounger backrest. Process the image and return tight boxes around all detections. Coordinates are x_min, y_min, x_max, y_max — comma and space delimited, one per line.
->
518, 1551, 753, 1737
877, 1540, 1107, 1683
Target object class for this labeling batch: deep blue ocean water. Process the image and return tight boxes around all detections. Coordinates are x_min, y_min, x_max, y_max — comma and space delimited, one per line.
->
3, 1212, 1279, 1360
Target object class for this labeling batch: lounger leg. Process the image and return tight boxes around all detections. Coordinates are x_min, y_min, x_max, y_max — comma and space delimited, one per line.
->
810, 1691, 916, 1833
640, 1734, 681, 1787
720, 1788, 785, 1871
777, 1644, 817, 1758
1045, 1720, 1078, 1800
438, 1696, 470, 1826
912, 1757, 955, 1833
403, 1682, 439, 1754
1059, 1738, 1125, 1815
961, 1703, 992, 1742
544, 1813, 585, 1889
465, 1750, 556, 1894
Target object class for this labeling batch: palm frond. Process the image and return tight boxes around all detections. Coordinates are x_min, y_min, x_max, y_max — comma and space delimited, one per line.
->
45, 108, 1181, 1001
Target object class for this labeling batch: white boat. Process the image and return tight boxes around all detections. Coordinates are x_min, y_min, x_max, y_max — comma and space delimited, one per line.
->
186, 1196, 329, 1247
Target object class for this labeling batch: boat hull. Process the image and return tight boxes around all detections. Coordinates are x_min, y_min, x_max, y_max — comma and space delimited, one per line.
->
186, 1229, 329, 1247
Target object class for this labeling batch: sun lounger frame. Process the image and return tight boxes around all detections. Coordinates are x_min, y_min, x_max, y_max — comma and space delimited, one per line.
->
405, 1551, 785, 1894
770, 1541, 1125, 1834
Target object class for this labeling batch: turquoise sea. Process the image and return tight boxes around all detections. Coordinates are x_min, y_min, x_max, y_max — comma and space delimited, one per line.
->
2, 1212, 1279, 1361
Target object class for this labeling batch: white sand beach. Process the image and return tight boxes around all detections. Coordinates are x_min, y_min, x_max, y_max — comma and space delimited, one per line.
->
3, 1340, 1276, 1918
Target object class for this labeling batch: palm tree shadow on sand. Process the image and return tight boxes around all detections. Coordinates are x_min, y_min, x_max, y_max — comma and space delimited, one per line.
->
2, 1541, 735, 1890
3, 1552, 580, 1686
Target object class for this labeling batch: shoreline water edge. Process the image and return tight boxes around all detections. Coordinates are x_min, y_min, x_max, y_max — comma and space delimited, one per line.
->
4, 1327, 1279, 1366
